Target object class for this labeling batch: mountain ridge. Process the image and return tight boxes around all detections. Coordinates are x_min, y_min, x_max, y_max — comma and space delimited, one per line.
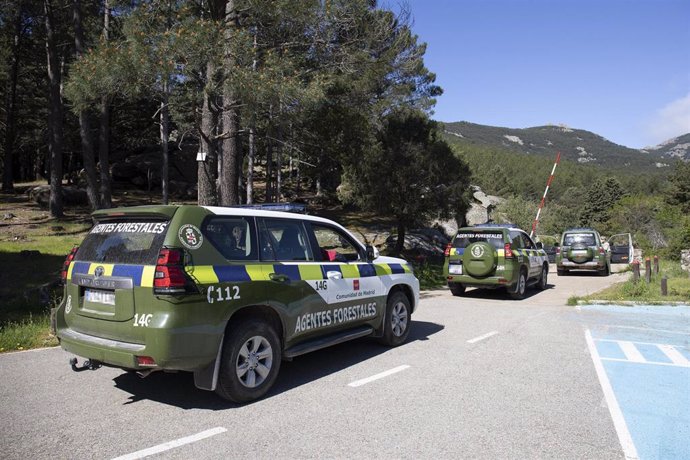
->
441, 121, 689, 170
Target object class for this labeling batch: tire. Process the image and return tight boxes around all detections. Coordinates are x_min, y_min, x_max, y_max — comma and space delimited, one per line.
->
510, 269, 527, 300
537, 265, 548, 290
449, 282, 465, 296
215, 319, 281, 403
557, 268, 567, 276
599, 264, 610, 277
379, 291, 411, 347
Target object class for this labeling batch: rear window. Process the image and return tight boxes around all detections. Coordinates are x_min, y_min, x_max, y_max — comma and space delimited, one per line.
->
563, 233, 596, 246
453, 232, 505, 250
75, 221, 169, 265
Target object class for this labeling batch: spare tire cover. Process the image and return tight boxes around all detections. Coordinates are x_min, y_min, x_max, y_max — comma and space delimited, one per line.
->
568, 243, 593, 263
463, 242, 498, 277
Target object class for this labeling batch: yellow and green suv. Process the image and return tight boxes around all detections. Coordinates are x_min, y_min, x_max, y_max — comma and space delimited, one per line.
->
55, 205, 419, 403
556, 227, 611, 276
443, 224, 549, 299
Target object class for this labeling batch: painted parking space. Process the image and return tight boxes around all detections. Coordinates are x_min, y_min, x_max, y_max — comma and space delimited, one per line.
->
582, 305, 690, 460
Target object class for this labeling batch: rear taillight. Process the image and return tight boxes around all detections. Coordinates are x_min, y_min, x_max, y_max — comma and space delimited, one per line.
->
136, 356, 157, 367
154, 248, 188, 294
504, 243, 514, 258
599, 247, 605, 255
555, 247, 561, 254
61, 246, 79, 283
444, 243, 452, 257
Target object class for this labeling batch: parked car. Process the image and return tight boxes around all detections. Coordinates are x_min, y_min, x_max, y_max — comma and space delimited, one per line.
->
55, 205, 420, 403
556, 227, 611, 276
443, 224, 549, 299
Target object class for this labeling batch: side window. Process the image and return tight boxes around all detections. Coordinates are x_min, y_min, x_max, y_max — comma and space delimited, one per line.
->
311, 224, 361, 262
202, 217, 257, 261
522, 232, 535, 249
259, 218, 313, 262
510, 231, 524, 249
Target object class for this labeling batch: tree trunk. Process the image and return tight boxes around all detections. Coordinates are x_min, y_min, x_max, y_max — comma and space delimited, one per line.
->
219, 0, 239, 205
2, 9, 21, 190
73, 0, 100, 210
275, 116, 282, 202
394, 221, 406, 255
2, 4, 23, 193
197, 61, 218, 206
98, 0, 112, 208
246, 125, 255, 204
160, 79, 170, 205
44, 0, 63, 217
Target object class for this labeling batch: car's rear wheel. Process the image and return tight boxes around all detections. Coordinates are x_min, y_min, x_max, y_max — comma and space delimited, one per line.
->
215, 319, 281, 403
449, 282, 465, 296
537, 265, 548, 290
599, 264, 610, 277
379, 291, 411, 347
510, 269, 527, 299
557, 268, 567, 276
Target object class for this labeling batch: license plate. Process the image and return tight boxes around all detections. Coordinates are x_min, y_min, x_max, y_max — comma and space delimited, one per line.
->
85, 289, 115, 305
449, 264, 463, 275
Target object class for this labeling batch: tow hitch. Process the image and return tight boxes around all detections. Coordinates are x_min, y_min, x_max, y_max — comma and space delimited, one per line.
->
69, 357, 101, 372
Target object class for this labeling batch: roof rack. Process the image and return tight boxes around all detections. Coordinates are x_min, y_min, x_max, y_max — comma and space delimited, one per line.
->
229, 203, 308, 214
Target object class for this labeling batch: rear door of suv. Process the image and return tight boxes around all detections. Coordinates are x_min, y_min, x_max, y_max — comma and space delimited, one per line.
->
65, 210, 174, 343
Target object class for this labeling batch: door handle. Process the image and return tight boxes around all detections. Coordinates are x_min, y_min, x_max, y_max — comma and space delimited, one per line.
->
269, 273, 290, 283
326, 271, 342, 280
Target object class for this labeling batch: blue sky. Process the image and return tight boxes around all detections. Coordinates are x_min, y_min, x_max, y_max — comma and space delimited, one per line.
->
402, 0, 690, 149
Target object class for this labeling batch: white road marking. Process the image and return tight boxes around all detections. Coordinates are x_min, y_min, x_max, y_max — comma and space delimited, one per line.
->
111, 427, 227, 460
618, 341, 646, 363
348, 365, 410, 387
657, 344, 690, 367
466, 331, 499, 344
585, 330, 639, 460
599, 357, 690, 368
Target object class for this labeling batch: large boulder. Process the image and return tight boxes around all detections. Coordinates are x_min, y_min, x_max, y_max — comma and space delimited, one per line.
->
681, 249, 690, 273
28, 185, 88, 208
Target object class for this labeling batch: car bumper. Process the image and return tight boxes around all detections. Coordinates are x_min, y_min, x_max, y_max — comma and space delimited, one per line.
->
558, 260, 605, 269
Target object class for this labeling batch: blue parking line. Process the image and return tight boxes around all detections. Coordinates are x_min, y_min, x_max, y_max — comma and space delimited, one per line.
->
584, 304, 690, 460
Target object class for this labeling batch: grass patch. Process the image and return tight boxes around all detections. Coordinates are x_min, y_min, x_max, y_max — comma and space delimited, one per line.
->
0, 314, 58, 352
412, 262, 447, 291
584, 260, 690, 303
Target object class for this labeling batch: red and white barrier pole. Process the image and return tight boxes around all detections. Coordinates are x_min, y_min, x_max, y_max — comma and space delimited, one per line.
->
530, 152, 561, 238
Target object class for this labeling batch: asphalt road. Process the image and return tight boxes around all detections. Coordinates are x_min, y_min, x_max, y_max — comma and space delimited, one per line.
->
0, 267, 643, 459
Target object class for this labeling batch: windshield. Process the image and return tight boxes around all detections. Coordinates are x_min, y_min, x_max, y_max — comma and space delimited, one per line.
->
453, 232, 505, 250
75, 220, 169, 265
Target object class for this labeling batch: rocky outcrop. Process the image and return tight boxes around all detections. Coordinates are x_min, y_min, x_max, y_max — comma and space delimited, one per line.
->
27, 185, 88, 208
466, 186, 504, 226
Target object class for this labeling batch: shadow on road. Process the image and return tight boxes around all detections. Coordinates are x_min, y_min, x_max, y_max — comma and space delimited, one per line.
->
112, 320, 444, 410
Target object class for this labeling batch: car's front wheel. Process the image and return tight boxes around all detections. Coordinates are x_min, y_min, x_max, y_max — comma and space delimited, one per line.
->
379, 291, 411, 347
215, 319, 281, 403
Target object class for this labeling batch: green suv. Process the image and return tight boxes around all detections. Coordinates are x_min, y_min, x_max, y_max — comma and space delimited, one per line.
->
55, 205, 419, 403
443, 224, 549, 299
556, 227, 611, 276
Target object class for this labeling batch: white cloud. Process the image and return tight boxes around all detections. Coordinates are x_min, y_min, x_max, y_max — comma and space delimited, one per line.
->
647, 93, 690, 146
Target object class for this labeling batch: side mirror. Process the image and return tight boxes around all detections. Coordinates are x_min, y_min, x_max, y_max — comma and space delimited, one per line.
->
536, 242, 543, 249
366, 245, 379, 261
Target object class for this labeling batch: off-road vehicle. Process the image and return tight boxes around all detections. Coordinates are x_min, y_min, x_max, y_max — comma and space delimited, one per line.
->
55, 205, 419, 403
443, 224, 549, 299
556, 227, 611, 276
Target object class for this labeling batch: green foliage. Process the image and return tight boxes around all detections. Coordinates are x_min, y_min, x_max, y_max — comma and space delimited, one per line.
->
411, 262, 447, 290
580, 177, 627, 228
666, 161, 690, 212
342, 110, 472, 233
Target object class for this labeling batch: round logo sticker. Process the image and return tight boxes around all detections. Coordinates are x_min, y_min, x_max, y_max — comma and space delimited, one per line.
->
471, 245, 485, 258
178, 224, 203, 250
